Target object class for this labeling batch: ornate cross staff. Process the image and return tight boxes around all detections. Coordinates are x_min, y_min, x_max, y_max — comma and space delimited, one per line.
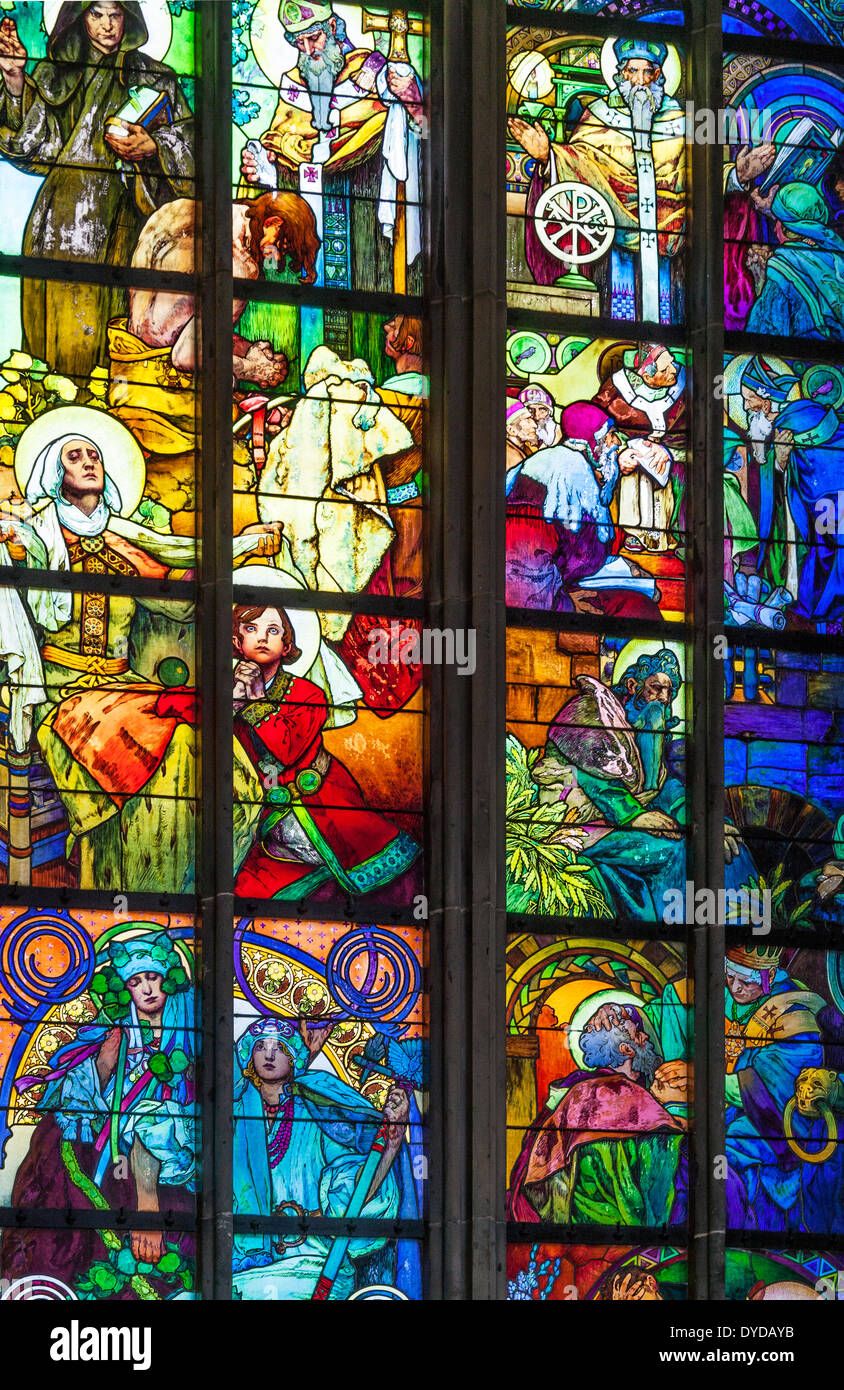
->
361, 8, 425, 294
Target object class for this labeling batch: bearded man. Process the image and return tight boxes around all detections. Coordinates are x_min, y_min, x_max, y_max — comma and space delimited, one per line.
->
505, 400, 665, 618
724, 945, 828, 1231
240, 2, 425, 291
595, 343, 685, 551
506, 1001, 688, 1226
530, 662, 751, 920
506, 385, 562, 467
509, 37, 685, 322
612, 648, 682, 793
723, 355, 798, 587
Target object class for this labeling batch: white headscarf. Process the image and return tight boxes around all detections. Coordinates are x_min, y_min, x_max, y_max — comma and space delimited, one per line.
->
25, 433, 123, 538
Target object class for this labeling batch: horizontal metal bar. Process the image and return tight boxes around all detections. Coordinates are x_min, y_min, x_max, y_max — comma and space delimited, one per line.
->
507, 1220, 689, 1246
0, 567, 195, 599
724, 329, 844, 365
231, 580, 424, 618
507, 304, 690, 348
0, 252, 194, 295
509, 1224, 844, 1255
233, 276, 424, 315
0, 266, 421, 315
507, 915, 690, 941
722, 30, 844, 63
0, 886, 421, 928
232, 1215, 425, 1239
505, 607, 691, 640
0, 1207, 195, 1232
234, 893, 426, 929
506, 4, 689, 42
0, 886, 199, 914
726, 928, 844, 953
722, 624, 844, 654
726, 1229, 844, 1252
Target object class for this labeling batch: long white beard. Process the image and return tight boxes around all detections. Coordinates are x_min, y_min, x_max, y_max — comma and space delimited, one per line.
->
617, 76, 665, 135
749, 407, 775, 466
536, 416, 557, 447
748, 407, 775, 443
299, 37, 345, 134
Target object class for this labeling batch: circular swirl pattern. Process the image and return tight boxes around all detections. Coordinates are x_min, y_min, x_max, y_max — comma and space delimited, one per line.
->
1, 1276, 77, 1301
326, 927, 420, 1035
347, 1285, 409, 1300
0, 911, 95, 1022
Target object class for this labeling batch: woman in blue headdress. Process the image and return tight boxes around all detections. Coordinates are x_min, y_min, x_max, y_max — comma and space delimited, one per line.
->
232, 1016, 420, 1300
2, 928, 196, 1286
775, 397, 844, 626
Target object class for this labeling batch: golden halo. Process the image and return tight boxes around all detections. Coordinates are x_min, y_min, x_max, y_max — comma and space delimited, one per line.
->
42, 0, 173, 61
508, 50, 555, 101
721, 352, 798, 432
611, 637, 686, 692
568, 987, 659, 1071
233, 562, 321, 676
250, 0, 366, 88
600, 36, 682, 99
14, 406, 146, 519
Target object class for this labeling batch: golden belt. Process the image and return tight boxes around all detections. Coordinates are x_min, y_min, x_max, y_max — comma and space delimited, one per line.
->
41, 646, 130, 676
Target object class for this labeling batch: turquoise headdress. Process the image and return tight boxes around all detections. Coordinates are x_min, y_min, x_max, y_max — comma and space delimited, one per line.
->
614, 36, 668, 66
90, 930, 190, 1022
236, 1017, 309, 1077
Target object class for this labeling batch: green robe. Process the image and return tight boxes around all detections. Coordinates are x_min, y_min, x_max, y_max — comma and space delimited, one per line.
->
532, 1135, 685, 1226
0, 2, 194, 379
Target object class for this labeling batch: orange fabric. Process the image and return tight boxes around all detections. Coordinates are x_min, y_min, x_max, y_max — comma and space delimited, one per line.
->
62, 526, 170, 580
50, 684, 179, 803
524, 1072, 684, 1183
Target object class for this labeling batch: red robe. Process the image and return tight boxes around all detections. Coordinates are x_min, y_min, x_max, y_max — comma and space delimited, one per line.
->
234, 673, 419, 900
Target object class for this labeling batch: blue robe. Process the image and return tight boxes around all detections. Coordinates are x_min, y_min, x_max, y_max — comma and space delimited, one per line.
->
746, 231, 844, 341
725, 971, 824, 1228
773, 401, 844, 623
232, 1066, 420, 1300
37, 989, 197, 1191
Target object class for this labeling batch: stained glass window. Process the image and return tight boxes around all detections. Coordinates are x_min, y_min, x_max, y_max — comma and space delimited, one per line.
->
505, 0, 844, 1305
3, 0, 844, 1318
0, 0, 430, 1308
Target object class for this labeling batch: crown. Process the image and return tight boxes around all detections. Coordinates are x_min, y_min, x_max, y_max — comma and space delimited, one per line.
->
280, 1, 332, 35
726, 944, 782, 971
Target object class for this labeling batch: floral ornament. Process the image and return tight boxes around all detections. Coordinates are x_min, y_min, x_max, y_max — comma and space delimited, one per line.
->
1, 351, 34, 382
75, 1238, 194, 1300
233, 88, 261, 127
88, 934, 190, 1023
132, 496, 173, 533
85, 365, 110, 409
232, 0, 253, 66
0, 349, 84, 449
42, 374, 78, 401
